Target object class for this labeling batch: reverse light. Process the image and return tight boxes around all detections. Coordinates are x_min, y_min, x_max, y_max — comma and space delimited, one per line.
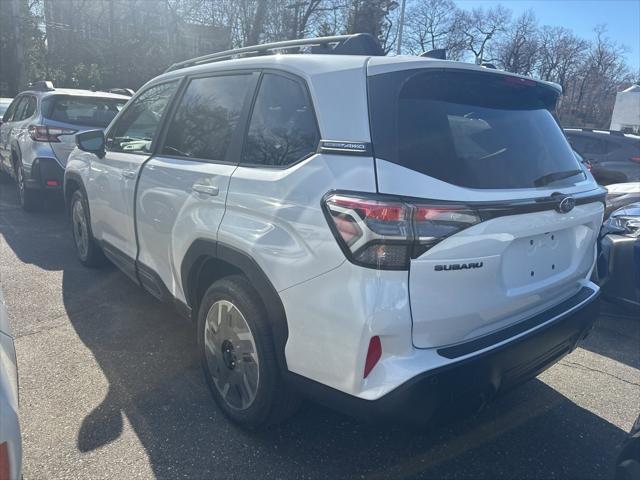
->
28, 125, 76, 142
364, 336, 382, 378
323, 192, 480, 270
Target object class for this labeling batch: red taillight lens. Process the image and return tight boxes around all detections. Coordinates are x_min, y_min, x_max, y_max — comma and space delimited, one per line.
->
323, 193, 480, 269
364, 336, 382, 378
28, 125, 76, 142
412, 205, 480, 257
630, 156, 640, 163
0, 442, 10, 480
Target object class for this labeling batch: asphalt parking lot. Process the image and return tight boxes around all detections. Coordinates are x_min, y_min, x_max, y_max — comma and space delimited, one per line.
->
0, 178, 638, 480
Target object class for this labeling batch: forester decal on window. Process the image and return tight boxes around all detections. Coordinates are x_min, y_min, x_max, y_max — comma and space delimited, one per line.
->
320, 140, 372, 156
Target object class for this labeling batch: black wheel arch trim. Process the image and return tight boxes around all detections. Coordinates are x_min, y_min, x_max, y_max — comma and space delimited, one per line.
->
181, 238, 290, 372
64, 171, 87, 209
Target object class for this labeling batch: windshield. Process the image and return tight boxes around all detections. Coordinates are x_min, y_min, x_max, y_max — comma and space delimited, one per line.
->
368, 69, 585, 189
43, 95, 126, 128
0, 100, 11, 117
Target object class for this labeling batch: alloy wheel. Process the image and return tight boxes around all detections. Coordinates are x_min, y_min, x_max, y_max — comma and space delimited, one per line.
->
72, 198, 89, 260
203, 300, 259, 411
16, 165, 25, 205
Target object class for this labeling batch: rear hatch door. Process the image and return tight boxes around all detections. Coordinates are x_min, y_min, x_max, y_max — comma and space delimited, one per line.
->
367, 61, 605, 349
42, 94, 127, 166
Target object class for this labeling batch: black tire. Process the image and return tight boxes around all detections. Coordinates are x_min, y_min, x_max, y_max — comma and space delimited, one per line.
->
197, 275, 300, 429
70, 189, 106, 267
15, 160, 42, 212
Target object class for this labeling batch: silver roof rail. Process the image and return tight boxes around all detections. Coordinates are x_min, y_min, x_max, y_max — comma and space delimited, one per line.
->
165, 33, 383, 73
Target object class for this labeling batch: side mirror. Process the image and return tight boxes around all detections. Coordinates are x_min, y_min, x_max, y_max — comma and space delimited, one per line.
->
76, 130, 105, 157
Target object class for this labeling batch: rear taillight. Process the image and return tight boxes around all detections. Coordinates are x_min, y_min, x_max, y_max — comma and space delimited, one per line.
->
323, 192, 480, 270
630, 156, 640, 163
0, 442, 10, 480
28, 125, 76, 142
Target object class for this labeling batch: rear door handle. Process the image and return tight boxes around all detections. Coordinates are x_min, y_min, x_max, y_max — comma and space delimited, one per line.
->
192, 184, 219, 196
122, 170, 136, 179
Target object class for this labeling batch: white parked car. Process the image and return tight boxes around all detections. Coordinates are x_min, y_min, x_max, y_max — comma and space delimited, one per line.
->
65, 34, 605, 429
0, 288, 21, 479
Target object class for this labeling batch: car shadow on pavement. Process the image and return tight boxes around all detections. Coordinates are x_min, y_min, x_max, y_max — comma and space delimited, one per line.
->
0, 181, 631, 479
56, 257, 629, 478
60, 264, 629, 480
579, 301, 640, 370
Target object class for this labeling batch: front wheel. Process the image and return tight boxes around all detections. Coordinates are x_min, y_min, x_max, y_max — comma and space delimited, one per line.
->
70, 190, 106, 267
198, 275, 299, 429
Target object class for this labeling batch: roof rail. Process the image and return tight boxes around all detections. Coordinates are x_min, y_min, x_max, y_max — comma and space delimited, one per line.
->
27, 80, 55, 91
165, 33, 384, 73
565, 127, 627, 136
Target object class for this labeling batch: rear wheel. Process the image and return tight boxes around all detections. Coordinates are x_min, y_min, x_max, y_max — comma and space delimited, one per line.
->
15, 160, 42, 212
198, 275, 299, 429
70, 189, 105, 267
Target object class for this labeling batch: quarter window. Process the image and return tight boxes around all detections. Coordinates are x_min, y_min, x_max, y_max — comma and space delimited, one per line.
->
162, 74, 252, 161
107, 81, 179, 154
242, 74, 319, 167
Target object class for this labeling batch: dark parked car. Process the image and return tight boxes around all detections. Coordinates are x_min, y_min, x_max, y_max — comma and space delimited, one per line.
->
564, 128, 640, 185
605, 182, 640, 218
616, 415, 640, 480
597, 202, 640, 312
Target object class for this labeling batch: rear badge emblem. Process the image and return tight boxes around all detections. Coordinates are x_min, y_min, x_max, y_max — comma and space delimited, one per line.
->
434, 262, 483, 271
557, 196, 576, 214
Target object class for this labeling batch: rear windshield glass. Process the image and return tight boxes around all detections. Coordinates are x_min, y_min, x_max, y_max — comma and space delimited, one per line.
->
43, 96, 127, 128
368, 69, 585, 189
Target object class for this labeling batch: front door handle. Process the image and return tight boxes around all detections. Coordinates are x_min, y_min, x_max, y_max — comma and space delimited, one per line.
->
192, 183, 219, 196
122, 170, 137, 179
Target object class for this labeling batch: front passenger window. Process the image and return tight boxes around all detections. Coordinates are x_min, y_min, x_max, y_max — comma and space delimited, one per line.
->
242, 74, 319, 167
107, 80, 179, 154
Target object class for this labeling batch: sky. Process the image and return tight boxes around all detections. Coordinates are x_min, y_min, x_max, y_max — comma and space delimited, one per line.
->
455, 0, 640, 72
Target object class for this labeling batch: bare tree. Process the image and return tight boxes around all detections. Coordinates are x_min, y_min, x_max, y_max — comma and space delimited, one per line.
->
404, 0, 466, 59
564, 25, 632, 126
493, 10, 539, 75
537, 25, 588, 90
459, 5, 511, 65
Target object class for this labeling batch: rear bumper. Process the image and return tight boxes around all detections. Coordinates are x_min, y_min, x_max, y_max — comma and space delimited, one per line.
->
24, 157, 64, 191
289, 286, 600, 424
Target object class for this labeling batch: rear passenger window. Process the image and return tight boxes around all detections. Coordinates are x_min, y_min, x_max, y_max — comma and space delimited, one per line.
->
569, 136, 605, 155
22, 96, 36, 119
242, 74, 319, 167
10, 97, 29, 122
163, 74, 252, 161
603, 139, 621, 153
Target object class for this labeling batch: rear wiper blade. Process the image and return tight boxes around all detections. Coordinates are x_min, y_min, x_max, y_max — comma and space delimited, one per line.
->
534, 169, 584, 187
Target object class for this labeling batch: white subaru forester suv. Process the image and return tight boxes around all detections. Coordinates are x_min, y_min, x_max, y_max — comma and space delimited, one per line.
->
64, 34, 605, 429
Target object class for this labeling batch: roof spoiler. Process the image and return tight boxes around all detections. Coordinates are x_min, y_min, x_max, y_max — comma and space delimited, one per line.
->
420, 49, 446, 60
104, 88, 135, 97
